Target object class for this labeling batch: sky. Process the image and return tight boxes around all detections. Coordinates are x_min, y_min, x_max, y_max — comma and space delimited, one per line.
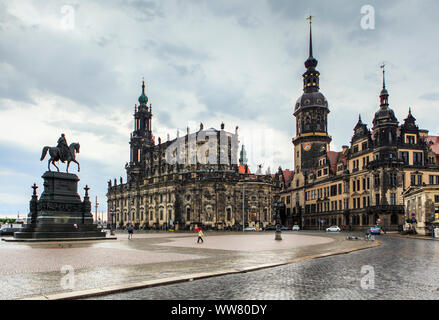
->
1, 0, 439, 218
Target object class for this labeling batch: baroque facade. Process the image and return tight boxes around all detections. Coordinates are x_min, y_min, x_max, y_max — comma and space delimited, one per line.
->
278, 22, 439, 231
107, 81, 278, 230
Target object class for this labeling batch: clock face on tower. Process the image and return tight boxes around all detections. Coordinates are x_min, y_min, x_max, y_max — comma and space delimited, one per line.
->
303, 143, 311, 151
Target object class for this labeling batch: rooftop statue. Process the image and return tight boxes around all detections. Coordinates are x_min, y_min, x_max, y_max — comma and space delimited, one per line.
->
40, 133, 81, 173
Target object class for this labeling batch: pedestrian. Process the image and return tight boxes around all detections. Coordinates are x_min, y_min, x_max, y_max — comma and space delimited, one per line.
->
128, 224, 134, 240
197, 228, 204, 244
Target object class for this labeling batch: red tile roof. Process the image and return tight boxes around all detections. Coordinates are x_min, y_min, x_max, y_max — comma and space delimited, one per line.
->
282, 170, 294, 187
238, 165, 251, 174
426, 136, 439, 155
327, 151, 342, 173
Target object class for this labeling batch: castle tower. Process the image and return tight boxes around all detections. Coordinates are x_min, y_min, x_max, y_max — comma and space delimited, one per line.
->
372, 66, 399, 160
292, 17, 332, 174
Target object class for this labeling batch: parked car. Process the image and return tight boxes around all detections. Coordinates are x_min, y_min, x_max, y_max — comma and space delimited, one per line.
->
367, 226, 381, 235
0, 227, 21, 236
292, 225, 300, 231
280, 226, 291, 231
263, 225, 276, 231
243, 226, 256, 232
326, 225, 341, 232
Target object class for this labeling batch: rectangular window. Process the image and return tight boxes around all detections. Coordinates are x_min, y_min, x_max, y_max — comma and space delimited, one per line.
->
376, 193, 380, 205
399, 151, 409, 164
406, 135, 415, 144
390, 193, 396, 206
331, 185, 337, 196
374, 174, 380, 188
413, 152, 423, 165
417, 175, 422, 185
430, 175, 434, 185
362, 142, 368, 150
389, 173, 397, 186
435, 195, 439, 203
411, 175, 416, 186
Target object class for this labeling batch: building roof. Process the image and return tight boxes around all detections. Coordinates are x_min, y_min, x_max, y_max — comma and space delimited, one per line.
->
238, 164, 251, 174
327, 151, 345, 173
425, 136, 439, 155
282, 170, 294, 187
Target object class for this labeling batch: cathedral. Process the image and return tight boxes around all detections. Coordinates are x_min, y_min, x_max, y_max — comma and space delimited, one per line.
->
278, 21, 439, 232
106, 81, 278, 230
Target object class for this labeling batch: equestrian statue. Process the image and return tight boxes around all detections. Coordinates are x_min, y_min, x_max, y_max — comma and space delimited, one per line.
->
40, 133, 81, 173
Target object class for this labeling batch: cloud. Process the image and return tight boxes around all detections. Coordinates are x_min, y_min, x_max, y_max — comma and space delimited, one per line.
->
420, 92, 439, 101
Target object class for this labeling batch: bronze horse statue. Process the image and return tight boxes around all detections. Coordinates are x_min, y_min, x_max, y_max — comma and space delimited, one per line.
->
40, 143, 81, 173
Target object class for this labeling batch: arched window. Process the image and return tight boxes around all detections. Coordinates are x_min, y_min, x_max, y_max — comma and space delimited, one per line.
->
186, 207, 191, 221
391, 213, 398, 225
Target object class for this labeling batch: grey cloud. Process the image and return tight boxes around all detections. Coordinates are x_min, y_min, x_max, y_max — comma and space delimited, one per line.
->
44, 119, 125, 143
420, 93, 439, 101
0, 24, 125, 109
143, 39, 210, 61
236, 14, 261, 29
118, 0, 165, 22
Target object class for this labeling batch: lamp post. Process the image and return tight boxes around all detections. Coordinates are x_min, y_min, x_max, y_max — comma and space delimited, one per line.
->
273, 195, 282, 240
242, 184, 245, 232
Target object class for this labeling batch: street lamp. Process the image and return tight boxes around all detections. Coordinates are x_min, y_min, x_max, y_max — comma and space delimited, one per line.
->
242, 184, 245, 232
273, 195, 282, 240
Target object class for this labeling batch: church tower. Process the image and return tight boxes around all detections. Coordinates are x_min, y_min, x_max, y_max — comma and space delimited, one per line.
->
127, 80, 155, 182
293, 18, 331, 174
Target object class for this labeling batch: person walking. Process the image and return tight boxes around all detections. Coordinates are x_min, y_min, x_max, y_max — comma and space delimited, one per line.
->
197, 228, 204, 244
127, 224, 134, 240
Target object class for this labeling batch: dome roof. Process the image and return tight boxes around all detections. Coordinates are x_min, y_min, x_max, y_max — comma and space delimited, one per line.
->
138, 92, 148, 105
373, 106, 398, 126
138, 80, 148, 105
295, 91, 328, 112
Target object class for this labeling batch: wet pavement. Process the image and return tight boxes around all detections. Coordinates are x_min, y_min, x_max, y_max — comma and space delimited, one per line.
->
90, 233, 439, 300
0, 230, 369, 300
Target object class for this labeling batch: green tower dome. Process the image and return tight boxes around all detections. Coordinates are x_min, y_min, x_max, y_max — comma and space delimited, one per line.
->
138, 80, 148, 105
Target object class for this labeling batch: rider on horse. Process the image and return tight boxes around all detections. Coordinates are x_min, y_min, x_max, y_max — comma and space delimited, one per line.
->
57, 134, 70, 163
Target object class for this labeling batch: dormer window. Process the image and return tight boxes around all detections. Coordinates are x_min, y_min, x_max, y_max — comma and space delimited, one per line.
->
406, 135, 415, 144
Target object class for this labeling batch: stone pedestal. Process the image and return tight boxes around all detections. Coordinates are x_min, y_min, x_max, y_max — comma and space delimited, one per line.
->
14, 172, 106, 240
275, 230, 282, 241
